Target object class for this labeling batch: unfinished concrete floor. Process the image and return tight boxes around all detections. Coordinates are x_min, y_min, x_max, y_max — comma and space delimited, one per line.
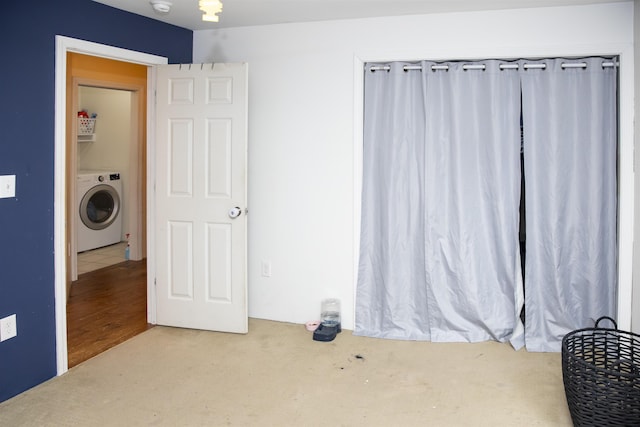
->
0, 319, 572, 426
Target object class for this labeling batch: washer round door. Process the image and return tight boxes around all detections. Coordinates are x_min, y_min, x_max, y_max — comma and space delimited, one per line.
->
79, 184, 121, 230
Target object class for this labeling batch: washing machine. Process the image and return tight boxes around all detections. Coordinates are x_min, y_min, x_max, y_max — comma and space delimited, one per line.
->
77, 171, 123, 252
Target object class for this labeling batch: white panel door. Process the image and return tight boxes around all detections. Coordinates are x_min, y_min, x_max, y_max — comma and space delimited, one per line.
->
155, 63, 248, 333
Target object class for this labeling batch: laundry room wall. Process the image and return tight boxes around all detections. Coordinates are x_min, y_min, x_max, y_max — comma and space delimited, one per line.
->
78, 86, 132, 242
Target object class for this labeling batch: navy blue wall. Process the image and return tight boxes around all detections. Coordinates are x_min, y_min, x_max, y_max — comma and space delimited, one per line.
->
0, 0, 192, 402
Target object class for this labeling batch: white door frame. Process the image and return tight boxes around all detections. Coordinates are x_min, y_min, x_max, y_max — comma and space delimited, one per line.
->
352, 43, 635, 333
54, 35, 167, 375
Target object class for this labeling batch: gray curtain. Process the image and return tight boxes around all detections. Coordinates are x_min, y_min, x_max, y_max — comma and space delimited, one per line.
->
356, 60, 524, 346
356, 57, 617, 351
356, 62, 430, 340
520, 57, 618, 352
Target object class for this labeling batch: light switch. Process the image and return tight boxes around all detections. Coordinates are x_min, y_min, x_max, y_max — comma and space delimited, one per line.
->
0, 175, 16, 198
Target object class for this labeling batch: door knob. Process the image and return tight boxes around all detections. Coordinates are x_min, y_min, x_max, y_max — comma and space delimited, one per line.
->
228, 207, 242, 219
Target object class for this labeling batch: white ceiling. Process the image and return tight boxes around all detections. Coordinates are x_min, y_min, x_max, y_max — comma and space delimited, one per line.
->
93, 0, 626, 31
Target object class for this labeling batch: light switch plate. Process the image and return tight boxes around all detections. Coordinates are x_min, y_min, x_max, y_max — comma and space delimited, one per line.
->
0, 314, 17, 342
0, 175, 16, 198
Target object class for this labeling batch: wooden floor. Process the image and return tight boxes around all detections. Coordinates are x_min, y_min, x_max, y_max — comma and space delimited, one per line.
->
66, 260, 152, 368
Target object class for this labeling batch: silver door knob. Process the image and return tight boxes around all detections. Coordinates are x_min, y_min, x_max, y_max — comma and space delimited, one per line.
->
228, 207, 242, 219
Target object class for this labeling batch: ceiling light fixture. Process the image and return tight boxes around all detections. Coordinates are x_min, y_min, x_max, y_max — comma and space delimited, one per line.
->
199, 0, 223, 22
150, 0, 172, 14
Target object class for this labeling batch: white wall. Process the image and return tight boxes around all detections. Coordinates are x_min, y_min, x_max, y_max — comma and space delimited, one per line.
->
634, 0, 640, 333
78, 86, 132, 241
193, 2, 635, 331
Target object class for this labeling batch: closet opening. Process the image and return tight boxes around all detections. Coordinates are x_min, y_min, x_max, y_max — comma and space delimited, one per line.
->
356, 56, 619, 352
519, 104, 526, 325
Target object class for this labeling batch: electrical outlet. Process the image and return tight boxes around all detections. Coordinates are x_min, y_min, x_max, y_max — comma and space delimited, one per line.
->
261, 260, 272, 277
0, 314, 17, 342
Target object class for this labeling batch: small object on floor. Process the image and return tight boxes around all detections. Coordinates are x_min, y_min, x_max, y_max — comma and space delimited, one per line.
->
125, 233, 131, 260
313, 323, 340, 342
320, 298, 341, 332
305, 321, 321, 332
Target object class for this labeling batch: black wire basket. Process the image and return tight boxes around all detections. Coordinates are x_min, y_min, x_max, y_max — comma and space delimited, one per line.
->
562, 316, 640, 426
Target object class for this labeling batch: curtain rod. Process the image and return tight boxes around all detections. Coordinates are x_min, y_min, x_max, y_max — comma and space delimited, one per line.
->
369, 61, 618, 72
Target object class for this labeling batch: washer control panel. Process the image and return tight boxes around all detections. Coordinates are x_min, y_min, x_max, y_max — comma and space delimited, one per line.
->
77, 172, 121, 184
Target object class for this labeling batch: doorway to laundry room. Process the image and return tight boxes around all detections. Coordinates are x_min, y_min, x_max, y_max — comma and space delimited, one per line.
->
76, 86, 131, 274
66, 52, 149, 367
